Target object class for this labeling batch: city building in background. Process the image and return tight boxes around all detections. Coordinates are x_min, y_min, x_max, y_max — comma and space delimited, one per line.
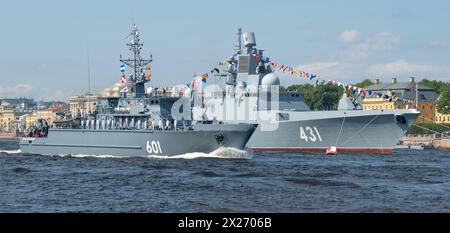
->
0, 105, 16, 134
23, 110, 59, 130
0, 98, 70, 136
0, 98, 35, 110
363, 77, 439, 123
435, 104, 450, 124
69, 93, 98, 118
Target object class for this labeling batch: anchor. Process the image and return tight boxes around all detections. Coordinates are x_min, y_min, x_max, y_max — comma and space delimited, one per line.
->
215, 133, 225, 146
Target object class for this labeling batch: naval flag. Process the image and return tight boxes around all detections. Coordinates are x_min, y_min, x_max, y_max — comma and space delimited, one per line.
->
120, 75, 127, 83
120, 86, 128, 93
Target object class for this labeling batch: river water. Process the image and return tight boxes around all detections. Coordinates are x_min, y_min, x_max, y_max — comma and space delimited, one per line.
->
1, 139, 449, 212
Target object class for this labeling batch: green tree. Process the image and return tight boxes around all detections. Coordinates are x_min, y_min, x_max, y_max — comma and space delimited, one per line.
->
437, 88, 450, 114
420, 79, 450, 94
285, 83, 343, 110
313, 84, 342, 110
353, 79, 374, 88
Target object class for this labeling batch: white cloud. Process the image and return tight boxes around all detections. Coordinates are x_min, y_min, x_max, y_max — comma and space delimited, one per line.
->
281, 59, 450, 87
300, 62, 339, 73
342, 31, 400, 60
368, 59, 432, 76
289, 62, 366, 84
367, 32, 400, 50
0, 84, 33, 97
340, 29, 359, 43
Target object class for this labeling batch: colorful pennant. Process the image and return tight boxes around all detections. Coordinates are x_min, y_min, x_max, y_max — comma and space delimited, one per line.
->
205, 53, 400, 103
120, 75, 127, 83
120, 86, 128, 93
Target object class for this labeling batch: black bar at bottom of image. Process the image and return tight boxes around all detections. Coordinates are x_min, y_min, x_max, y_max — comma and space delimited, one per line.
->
0, 213, 445, 232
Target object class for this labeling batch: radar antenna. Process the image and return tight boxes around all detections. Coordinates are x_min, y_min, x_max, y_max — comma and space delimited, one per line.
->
120, 24, 153, 98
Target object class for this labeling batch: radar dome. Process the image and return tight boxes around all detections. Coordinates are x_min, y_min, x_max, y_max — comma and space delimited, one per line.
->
261, 73, 280, 86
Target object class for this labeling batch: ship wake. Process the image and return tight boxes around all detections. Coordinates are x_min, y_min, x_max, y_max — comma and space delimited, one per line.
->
48, 147, 251, 160
148, 147, 252, 160
58, 154, 130, 159
0, 149, 22, 154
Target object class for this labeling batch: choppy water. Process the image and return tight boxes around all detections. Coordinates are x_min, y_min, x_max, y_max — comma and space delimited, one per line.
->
1, 139, 449, 213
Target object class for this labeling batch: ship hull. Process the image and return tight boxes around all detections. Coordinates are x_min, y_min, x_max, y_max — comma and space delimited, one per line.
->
247, 109, 419, 155
20, 124, 256, 157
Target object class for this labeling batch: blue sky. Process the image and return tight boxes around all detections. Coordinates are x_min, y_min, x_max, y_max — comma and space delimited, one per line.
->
1, 0, 450, 100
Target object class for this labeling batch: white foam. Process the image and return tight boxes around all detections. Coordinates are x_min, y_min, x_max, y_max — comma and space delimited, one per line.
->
53, 154, 129, 159
0, 149, 22, 154
34, 147, 251, 160
148, 147, 252, 160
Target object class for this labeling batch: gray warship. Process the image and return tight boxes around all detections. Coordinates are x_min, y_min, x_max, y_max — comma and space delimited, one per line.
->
19, 25, 257, 157
184, 29, 419, 154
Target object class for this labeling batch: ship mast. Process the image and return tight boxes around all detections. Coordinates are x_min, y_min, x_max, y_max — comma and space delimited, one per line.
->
120, 24, 153, 98
235, 28, 242, 54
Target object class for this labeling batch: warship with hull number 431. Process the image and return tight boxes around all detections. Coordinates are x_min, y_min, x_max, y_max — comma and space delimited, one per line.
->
189, 29, 419, 154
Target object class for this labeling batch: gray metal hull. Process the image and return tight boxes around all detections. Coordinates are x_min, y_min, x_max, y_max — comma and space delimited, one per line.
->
20, 124, 256, 157
247, 109, 419, 154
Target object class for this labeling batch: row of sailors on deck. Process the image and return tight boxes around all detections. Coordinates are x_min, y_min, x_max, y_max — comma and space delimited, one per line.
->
80, 118, 182, 130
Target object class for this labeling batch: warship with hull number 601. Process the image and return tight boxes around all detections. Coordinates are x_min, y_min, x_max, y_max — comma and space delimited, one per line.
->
19, 25, 257, 157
